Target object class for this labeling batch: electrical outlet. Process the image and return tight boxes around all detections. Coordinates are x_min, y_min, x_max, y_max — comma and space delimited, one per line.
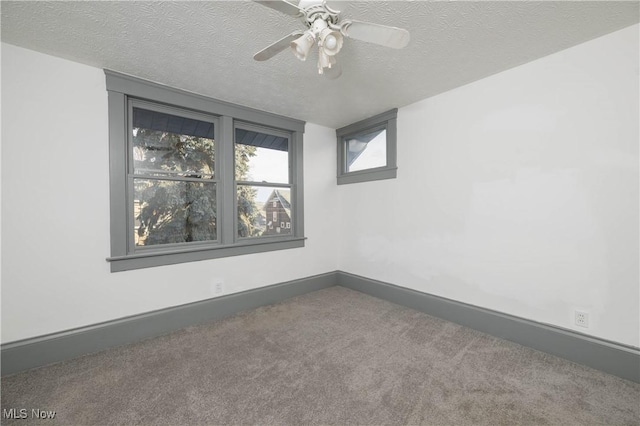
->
575, 310, 589, 328
211, 281, 224, 296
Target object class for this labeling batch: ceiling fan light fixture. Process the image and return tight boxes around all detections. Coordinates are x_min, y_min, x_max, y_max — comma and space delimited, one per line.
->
317, 47, 337, 74
319, 27, 343, 56
291, 31, 316, 61
253, 0, 411, 79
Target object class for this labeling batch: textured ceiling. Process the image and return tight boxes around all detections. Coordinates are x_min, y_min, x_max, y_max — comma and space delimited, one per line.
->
1, 1, 638, 128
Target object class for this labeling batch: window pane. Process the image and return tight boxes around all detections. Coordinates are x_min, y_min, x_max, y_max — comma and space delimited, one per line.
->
134, 179, 216, 246
237, 185, 292, 238
235, 128, 289, 183
132, 108, 215, 178
346, 128, 387, 172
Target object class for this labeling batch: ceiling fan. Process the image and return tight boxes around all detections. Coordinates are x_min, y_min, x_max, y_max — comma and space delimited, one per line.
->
252, 0, 410, 78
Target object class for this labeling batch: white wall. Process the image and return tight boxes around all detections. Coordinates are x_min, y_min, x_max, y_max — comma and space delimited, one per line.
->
338, 25, 639, 347
0, 43, 338, 343
3, 24, 638, 348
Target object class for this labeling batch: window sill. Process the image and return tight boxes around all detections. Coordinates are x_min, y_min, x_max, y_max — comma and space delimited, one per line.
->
337, 167, 397, 185
107, 238, 306, 272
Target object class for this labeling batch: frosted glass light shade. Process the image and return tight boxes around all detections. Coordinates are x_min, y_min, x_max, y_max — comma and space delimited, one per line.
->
319, 28, 343, 56
291, 32, 315, 61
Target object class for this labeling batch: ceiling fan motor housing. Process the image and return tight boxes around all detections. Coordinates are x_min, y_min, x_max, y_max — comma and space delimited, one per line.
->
290, 15, 343, 68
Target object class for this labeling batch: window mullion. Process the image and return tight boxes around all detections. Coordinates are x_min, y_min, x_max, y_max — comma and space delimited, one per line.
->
235, 181, 291, 188
131, 174, 217, 184
292, 130, 304, 238
219, 115, 236, 245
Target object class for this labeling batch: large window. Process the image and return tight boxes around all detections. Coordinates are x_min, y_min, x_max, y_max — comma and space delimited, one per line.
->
106, 71, 305, 272
336, 109, 398, 185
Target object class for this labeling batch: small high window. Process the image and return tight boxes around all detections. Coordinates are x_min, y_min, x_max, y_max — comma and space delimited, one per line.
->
336, 109, 397, 185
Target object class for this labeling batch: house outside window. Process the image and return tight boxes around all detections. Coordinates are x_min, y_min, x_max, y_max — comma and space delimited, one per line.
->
105, 71, 305, 272
336, 109, 398, 185
264, 190, 292, 236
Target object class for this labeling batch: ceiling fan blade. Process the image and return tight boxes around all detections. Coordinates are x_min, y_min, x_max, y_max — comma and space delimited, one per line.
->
341, 20, 410, 49
253, 0, 304, 17
254, 31, 304, 61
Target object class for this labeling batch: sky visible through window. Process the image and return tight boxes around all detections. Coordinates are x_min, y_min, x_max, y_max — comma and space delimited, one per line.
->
348, 131, 386, 172
245, 147, 289, 202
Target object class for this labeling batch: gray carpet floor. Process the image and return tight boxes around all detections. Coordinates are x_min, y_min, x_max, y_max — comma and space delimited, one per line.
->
2, 286, 639, 425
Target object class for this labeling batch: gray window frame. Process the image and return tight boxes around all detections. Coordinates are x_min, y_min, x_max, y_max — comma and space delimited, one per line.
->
128, 100, 221, 251
234, 121, 295, 242
105, 70, 305, 272
336, 109, 398, 185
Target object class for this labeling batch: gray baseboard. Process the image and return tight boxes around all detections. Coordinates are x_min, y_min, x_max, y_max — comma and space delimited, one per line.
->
1, 271, 337, 377
337, 271, 640, 383
4, 270, 638, 383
